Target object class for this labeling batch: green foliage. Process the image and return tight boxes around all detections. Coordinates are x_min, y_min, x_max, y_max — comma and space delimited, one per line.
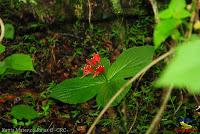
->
156, 38, 200, 94
153, 0, 190, 49
0, 44, 5, 53
50, 46, 154, 107
0, 54, 35, 75
110, 0, 122, 14
50, 77, 105, 104
4, 23, 15, 40
96, 79, 131, 106
154, 19, 182, 49
0, 23, 35, 76
107, 46, 154, 80
11, 104, 39, 120
159, 0, 190, 19
4, 54, 35, 71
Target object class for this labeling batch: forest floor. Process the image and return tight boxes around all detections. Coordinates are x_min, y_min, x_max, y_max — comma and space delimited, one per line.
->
0, 4, 200, 134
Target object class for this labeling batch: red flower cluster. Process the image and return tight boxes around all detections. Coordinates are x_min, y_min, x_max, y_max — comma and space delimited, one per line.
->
82, 53, 105, 78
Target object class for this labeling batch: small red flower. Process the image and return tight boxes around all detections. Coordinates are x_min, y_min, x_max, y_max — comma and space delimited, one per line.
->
82, 53, 105, 78
92, 53, 100, 64
93, 65, 105, 77
82, 65, 94, 77
86, 53, 101, 66
86, 59, 95, 66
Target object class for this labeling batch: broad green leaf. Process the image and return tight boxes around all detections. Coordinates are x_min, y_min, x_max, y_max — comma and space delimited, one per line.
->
159, 0, 190, 19
4, 23, 15, 39
159, 9, 173, 19
107, 46, 154, 80
50, 77, 106, 104
169, 0, 186, 12
0, 61, 6, 75
154, 19, 182, 49
159, 9, 190, 19
172, 9, 190, 19
101, 58, 110, 74
11, 104, 39, 120
96, 79, 131, 107
0, 44, 5, 53
171, 29, 181, 41
4, 54, 35, 71
156, 39, 200, 94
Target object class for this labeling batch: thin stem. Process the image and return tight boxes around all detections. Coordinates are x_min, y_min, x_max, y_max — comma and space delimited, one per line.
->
148, 0, 160, 23
193, 94, 200, 106
0, 18, 5, 42
86, 49, 174, 134
88, 0, 91, 24
127, 101, 139, 134
145, 87, 173, 134
186, 0, 197, 38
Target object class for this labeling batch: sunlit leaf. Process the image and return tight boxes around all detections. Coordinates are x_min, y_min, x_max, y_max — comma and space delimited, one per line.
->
159, 0, 190, 19
156, 38, 200, 94
154, 19, 181, 49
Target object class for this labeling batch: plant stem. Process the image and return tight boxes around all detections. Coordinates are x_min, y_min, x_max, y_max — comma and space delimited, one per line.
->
145, 86, 173, 134
86, 49, 174, 134
148, 0, 160, 23
0, 18, 5, 42
88, 0, 91, 24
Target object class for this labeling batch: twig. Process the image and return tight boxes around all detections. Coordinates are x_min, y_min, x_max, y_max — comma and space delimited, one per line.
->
193, 94, 200, 106
174, 90, 183, 115
186, 0, 198, 38
148, 0, 160, 23
0, 18, 5, 42
86, 49, 174, 134
88, 0, 91, 24
127, 101, 139, 134
145, 87, 173, 134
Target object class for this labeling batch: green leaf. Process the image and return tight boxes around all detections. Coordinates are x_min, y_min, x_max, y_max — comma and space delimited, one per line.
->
159, 0, 190, 19
169, 0, 186, 13
107, 46, 154, 80
159, 9, 173, 19
4, 23, 15, 39
101, 57, 110, 74
172, 9, 191, 19
0, 61, 6, 75
0, 44, 5, 53
96, 79, 131, 107
171, 29, 181, 41
4, 54, 35, 71
50, 77, 106, 104
154, 19, 182, 49
156, 39, 200, 94
11, 104, 39, 120
159, 9, 190, 19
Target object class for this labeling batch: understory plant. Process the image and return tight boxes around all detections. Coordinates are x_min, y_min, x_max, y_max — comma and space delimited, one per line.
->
0, 20, 35, 76
50, 46, 155, 107
87, 0, 200, 133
